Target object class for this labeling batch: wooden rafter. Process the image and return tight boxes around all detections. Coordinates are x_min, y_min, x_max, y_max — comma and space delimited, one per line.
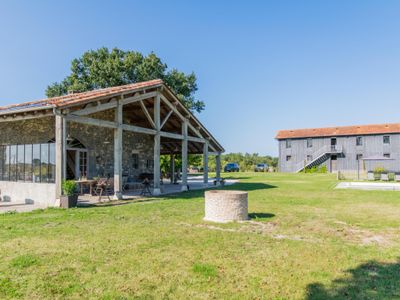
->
139, 100, 155, 128
160, 110, 173, 129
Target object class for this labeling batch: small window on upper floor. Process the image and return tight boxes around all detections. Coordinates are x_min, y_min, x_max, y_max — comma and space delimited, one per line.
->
384, 153, 390, 158
307, 138, 313, 148
307, 155, 313, 161
356, 136, 363, 146
286, 139, 291, 149
383, 136, 390, 144
356, 154, 363, 161
286, 155, 292, 162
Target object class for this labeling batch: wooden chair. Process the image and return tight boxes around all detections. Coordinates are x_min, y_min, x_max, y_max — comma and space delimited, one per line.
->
122, 176, 129, 192
94, 178, 113, 202
140, 178, 152, 196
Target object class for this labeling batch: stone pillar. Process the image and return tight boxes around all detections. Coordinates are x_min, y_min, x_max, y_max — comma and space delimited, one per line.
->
113, 101, 123, 200
153, 94, 161, 195
216, 152, 221, 183
203, 141, 209, 186
62, 118, 67, 180
55, 115, 64, 199
170, 153, 175, 184
181, 119, 188, 191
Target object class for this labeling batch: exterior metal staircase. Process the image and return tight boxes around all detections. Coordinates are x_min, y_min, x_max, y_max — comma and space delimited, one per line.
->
295, 145, 344, 173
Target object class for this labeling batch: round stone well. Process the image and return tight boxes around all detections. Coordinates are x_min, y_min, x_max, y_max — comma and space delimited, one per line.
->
204, 190, 249, 223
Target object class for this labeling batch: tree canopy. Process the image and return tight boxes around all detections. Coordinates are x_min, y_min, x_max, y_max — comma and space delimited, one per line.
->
46, 47, 205, 113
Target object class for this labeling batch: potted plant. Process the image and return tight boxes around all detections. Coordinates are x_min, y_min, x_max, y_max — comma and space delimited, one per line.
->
60, 180, 78, 208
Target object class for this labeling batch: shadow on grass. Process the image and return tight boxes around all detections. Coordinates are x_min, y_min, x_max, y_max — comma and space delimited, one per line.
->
222, 182, 276, 192
78, 182, 277, 207
306, 260, 400, 299
78, 197, 160, 208
167, 182, 277, 200
248, 212, 275, 219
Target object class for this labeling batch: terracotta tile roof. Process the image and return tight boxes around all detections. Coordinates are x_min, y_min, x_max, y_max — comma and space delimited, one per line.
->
276, 123, 400, 139
0, 79, 163, 114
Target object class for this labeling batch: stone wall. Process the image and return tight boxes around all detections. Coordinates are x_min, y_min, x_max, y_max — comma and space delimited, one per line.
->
0, 113, 155, 181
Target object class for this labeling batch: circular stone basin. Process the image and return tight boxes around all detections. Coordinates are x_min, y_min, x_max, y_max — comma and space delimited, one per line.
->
204, 190, 249, 223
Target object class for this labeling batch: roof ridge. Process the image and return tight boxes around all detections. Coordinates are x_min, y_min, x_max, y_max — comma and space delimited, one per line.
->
277, 122, 400, 133
0, 79, 164, 112
276, 123, 400, 139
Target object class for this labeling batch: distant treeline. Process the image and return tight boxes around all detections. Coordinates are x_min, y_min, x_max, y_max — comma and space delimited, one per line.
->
212, 153, 278, 172
160, 153, 278, 174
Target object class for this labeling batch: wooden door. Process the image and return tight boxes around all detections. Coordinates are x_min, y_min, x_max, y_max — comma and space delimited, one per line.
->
330, 155, 337, 172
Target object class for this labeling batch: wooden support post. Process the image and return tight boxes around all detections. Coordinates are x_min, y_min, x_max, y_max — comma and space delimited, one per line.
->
170, 154, 175, 184
203, 141, 209, 186
55, 115, 64, 200
113, 101, 123, 200
181, 119, 188, 191
153, 94, 161, 195
216, 152, 221, 183
62, 118, 67, 180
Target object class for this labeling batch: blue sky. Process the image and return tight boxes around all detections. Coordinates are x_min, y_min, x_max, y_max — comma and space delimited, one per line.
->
1, 1, 400, 156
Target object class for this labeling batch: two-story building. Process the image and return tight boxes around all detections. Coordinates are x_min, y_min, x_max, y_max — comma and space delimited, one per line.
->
276, 123, 400, 173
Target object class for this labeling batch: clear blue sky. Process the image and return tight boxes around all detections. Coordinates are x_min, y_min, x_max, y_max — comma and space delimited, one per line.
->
1, 1, 400, 156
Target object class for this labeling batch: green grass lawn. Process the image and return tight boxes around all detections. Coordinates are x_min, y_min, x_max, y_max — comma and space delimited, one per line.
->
1, 173, 400, 299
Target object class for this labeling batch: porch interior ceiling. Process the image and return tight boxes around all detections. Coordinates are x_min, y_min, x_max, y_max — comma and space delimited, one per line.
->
160, 138, 203, 155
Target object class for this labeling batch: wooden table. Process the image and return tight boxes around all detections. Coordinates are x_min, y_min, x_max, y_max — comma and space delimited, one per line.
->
76, 179, 97, 195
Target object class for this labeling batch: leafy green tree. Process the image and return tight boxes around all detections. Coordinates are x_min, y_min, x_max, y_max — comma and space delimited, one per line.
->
46, 47, 205, 113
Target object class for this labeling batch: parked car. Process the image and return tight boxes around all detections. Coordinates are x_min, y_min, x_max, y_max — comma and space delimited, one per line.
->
189, 166, 200, 173
254, 163, 269, 172
224, 163, 240, 172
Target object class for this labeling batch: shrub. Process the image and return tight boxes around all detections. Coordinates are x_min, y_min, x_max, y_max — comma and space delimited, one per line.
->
373, 167, 386, 174
319, 165, 328, 173
305, 165, 327, 173
62, 180, 77, 196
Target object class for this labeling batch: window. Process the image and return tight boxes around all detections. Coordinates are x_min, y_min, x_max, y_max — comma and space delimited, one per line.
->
286, 139, 291, 149
307, 138, 313, 148
356, 154, 363, 160
79, 151, 88, 178
40, 143, 49, 182
3, 146, 10, 181
17, 144, 25, 181
383, 136, 390, 144
286, 155, 292, 162
0, 143, 55, 184
9, 145, 17, 181
0, 145, 5, 181
384, 153, 390, 158
48, 144, 55, 183
132, 153, 139, 169
146, 159, 154, 169
307, 155, 313, 161
25, 144, 32, 182
32, 144, 41, 183
356, 136, 362, 146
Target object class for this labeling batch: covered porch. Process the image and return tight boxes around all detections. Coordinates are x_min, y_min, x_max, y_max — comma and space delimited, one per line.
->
0, 80, 224, 207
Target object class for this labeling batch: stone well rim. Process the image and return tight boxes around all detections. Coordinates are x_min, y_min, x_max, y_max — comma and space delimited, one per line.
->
205, 190, 247, 196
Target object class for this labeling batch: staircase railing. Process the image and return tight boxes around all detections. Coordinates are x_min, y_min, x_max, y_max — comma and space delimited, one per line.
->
294, 145, 344, 172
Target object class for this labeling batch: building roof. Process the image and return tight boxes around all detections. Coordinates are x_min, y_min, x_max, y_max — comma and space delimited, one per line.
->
276, 123, 400, 139
0, 79, 224, 153
0, 79, 163, 114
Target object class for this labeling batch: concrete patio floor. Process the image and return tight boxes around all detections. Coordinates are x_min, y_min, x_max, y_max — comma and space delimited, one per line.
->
0, 201, 47, 214
0, 176, 238, 213
78, 176, 238, 206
